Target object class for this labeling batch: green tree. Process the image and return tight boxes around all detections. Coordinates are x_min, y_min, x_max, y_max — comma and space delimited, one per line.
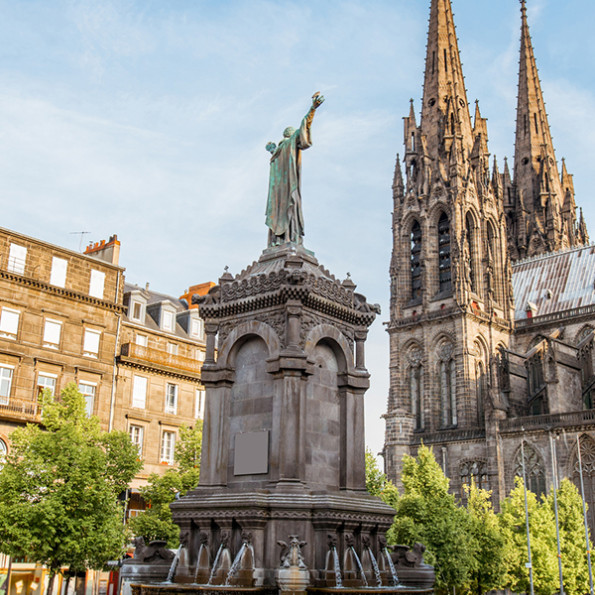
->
0, 384, 141, 595
129, 422, 202, 547
545, 479, 591, 595
365, 448, 399, 508
498, 477, 558, 595
389, 445, 474, 593
465, 481, 507, 595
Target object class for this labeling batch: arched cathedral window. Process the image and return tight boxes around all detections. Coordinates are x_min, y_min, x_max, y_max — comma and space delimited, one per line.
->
476, 360, 486, 425
572, 435, 595, 533
438, 212, 451, 294
460, 460, 489, 498
486, 222, 499, 304
408, 347, 423, 431
514, 442, 545, 497
411, 220, 422, 301
465, 214, 476, 293
438, 341, 456, 428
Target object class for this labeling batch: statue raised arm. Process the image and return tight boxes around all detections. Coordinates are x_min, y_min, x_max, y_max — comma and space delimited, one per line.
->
265, 93, 325, 247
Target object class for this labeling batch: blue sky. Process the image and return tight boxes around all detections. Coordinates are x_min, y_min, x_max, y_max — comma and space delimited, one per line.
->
1, 0, 594, 460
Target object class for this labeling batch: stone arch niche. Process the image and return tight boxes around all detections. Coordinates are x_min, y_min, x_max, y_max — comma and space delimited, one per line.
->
227, 335, 275, 487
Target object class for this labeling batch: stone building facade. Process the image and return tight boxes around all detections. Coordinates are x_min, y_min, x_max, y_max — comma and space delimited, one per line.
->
383, 0, 595, 526
0, 229, 208, 496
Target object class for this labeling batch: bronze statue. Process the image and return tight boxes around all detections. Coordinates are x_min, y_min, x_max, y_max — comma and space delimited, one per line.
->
265, 93, 325, 247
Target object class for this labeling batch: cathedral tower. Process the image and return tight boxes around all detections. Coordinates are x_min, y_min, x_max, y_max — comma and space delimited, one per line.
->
384, 0, 514, 500
507, 0, 588, 259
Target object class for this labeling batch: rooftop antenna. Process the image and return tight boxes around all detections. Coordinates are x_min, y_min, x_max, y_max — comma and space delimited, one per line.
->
69, 231, 91, 252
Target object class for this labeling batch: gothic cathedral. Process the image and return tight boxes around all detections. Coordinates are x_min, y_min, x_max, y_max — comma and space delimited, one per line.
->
383, 0, 595, 525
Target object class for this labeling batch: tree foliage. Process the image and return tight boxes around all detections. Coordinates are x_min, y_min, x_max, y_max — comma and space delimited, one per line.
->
545, 479, 591, 595
498, 477, 558, 595
129, 421, 202, 547
389, 445, 475, 593
0, 384, 141, 592
465, 481, 507, 595
365, 448, 399, 508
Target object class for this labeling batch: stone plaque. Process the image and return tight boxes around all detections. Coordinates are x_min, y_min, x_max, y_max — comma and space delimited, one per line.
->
234, 431, 269, 475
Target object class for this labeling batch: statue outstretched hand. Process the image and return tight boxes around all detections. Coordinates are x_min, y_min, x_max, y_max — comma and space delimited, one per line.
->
312, 92, 325, 109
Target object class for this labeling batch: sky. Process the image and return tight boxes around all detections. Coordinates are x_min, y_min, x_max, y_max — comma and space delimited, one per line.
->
1, 0, 594, 462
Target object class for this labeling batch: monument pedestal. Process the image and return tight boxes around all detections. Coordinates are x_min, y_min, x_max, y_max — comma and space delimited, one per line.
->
165, 245, 432, 592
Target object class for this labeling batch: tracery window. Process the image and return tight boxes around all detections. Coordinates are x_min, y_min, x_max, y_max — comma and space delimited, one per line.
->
526, 352, 547, 415
410, 220, 422, 301
572, 436, 595, 534
438, 212, 451, 294
460, 460, 489, 495
514, 442, 545, 497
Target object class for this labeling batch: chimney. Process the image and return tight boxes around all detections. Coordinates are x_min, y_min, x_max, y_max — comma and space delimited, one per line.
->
83, 234, 120, 265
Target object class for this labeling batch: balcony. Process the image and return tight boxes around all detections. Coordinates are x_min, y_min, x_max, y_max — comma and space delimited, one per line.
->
0, 397, 42, 423
499, 409, 595, 432
119, 343, 202, 380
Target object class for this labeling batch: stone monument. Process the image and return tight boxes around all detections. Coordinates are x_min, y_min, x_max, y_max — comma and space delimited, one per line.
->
131, 95, 433, 595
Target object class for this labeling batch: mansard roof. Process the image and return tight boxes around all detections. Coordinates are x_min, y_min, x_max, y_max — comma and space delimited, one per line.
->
512, 244, 595, 321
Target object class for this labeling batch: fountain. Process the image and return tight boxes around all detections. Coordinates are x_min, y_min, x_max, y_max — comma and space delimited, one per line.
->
127, 95, 434, 595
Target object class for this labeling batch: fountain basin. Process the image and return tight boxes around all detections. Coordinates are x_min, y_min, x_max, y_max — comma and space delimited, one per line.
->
131, 585, 433, 595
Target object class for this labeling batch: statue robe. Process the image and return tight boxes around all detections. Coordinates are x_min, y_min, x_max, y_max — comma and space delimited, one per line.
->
265, 110, 315, 245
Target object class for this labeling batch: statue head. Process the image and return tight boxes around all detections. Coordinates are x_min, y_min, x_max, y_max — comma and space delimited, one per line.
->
283, 126, 296, 138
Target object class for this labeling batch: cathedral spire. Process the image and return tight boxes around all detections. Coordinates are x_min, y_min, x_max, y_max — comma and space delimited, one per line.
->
513, 0, 566, 255
421, 0, 474, 159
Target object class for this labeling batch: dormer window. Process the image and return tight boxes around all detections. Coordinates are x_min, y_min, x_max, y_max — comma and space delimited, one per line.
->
162, 309, 175, 332
190, 316, 204, 340
131, 301, 144, 322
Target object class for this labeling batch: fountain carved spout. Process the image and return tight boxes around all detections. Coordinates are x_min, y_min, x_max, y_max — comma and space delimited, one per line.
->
207, 531, 232, 586
361, 536, 383, 587
323, 534, 343, 588
342, 533, 367, 588
194, 532, 211, 584
226, 531, 255, 587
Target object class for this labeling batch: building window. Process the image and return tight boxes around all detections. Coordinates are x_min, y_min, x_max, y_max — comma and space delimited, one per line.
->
129, 425, 144, 455
50, 257, 68, 288
514, 442, 546, 497
89, 270, 105, 299
460, 460, 489, 495
7, 244, 27, 275
439, 342, 456, 428
465, 215, 476, 293
165, 383, 178, 414
43, 319, 62, 349
160, 431, 176, 465
83, 329, 101, 358
190, 317, 204, 339
476, 361, 486, 424
167, 342, 178, 356
0, 367, 14, 405
196, 350, 206, 362
195, 388, 205, 418
0, 308, 20, 340
438, 212, 451, 294
37, 373, 57, 397
162, 310, 175, 332
136, 334, 148, 347
573, 436, 595, 534
132, 375, 147, 409
410, 220, 422, 301
78, 383, 96, 417
410, 365, 423, 431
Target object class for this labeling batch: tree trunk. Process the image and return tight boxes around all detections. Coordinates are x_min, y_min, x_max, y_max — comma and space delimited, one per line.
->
45, 572, 56, 595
